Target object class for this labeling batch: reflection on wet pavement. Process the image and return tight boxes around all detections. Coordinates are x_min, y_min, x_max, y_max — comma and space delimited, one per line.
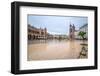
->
28, 40, 88, 61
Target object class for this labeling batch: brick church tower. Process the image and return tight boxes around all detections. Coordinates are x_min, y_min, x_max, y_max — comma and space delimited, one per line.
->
69, 23, 75, 40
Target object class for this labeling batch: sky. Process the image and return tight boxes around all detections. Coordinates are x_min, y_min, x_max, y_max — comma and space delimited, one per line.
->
28, 15, 88, 35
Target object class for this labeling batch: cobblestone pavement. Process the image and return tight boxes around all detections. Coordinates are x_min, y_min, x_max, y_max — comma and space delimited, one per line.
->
28, 40, 88, 61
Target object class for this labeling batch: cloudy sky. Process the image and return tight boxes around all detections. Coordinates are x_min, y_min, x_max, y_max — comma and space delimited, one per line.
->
28, 15, 88, 35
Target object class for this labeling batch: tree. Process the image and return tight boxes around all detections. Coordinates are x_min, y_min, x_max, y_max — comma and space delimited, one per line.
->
78, 31, 86, 40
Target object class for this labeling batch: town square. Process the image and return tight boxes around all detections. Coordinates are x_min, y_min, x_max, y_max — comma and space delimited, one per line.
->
27, 15, 88, 61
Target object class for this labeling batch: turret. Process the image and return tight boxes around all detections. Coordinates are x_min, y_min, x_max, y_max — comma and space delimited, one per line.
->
73, 24, 75, 31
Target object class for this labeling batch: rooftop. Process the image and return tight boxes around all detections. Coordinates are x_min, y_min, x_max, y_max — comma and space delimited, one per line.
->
79, 24, 88, 29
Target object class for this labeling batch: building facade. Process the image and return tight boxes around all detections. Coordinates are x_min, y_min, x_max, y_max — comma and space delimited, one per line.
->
74, 30, 80, 39
28, 24, 47, 40
79, 24, 88, 39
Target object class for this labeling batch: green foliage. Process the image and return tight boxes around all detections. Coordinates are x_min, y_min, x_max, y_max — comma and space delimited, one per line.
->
78, 31, 86, 40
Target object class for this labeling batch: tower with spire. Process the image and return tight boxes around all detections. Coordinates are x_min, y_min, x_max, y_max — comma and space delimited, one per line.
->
69, 23, 75, 40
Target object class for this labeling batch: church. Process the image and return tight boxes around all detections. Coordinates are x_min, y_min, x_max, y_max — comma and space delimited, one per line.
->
69, 24, 75, 40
